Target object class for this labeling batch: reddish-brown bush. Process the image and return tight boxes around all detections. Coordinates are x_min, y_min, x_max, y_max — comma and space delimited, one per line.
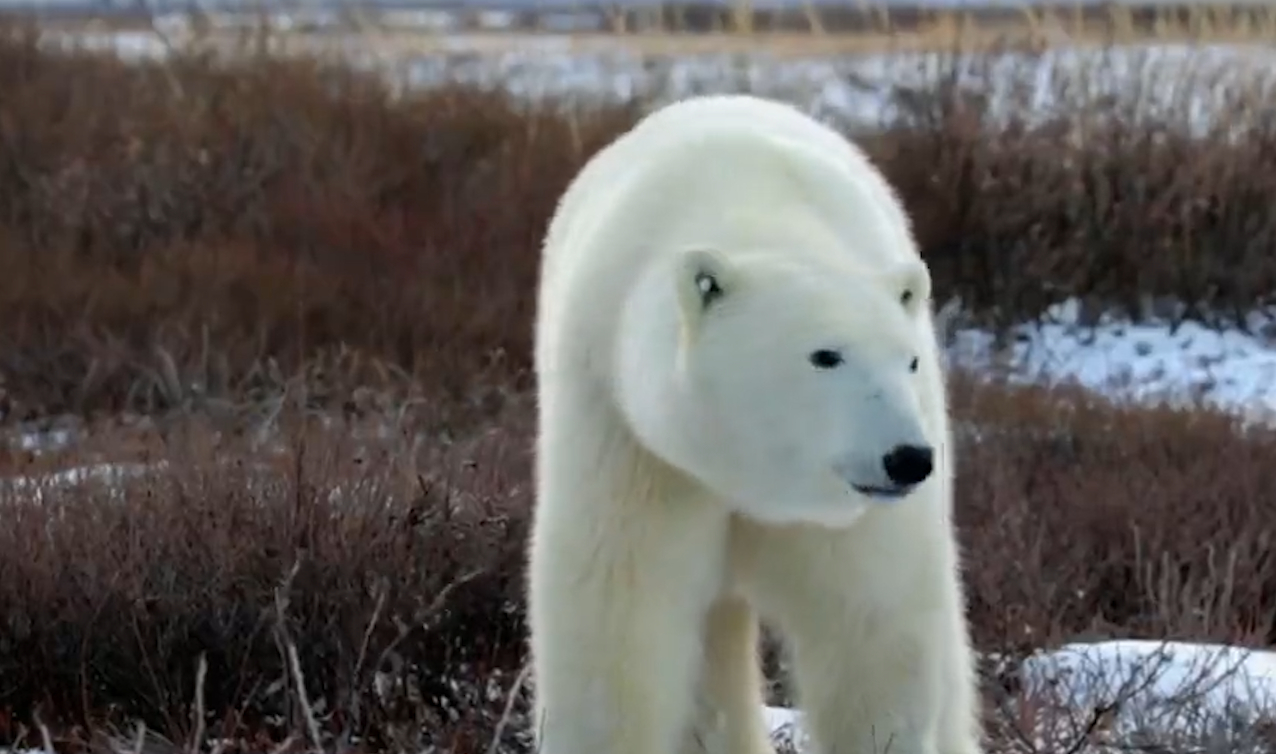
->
950, 376, 1276, 651
869, 62, 1276, 332
0, 21, 636, 422
2, 24, 1276, 421
2, 381, 1274, 751
0, 406, 537, 753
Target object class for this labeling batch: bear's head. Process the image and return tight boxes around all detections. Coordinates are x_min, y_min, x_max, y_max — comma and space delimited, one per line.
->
615, 245, 945, 528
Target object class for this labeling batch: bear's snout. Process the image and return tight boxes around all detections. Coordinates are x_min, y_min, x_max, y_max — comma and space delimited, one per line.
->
882, 444, 934, 487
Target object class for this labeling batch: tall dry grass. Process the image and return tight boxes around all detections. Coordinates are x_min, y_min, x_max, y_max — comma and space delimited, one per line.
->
2, 19, 1276, 422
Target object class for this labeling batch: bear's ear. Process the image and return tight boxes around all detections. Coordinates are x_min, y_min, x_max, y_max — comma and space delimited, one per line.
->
891, 258, 932, 314
675, 247, 734, 326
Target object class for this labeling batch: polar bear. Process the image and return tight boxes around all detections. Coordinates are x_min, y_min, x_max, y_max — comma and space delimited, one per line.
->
527, 93, 983, 754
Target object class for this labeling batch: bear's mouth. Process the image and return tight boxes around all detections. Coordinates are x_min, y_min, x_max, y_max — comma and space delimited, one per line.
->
852, 483, 916, 501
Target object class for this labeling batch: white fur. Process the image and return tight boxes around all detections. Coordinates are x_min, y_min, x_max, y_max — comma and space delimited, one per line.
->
528, 93, 984, 754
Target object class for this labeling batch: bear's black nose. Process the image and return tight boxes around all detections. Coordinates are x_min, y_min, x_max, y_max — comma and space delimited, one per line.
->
882, 444, 934, 486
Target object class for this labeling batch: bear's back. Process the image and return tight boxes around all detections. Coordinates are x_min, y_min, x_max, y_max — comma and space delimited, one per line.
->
628, 95, 915, 254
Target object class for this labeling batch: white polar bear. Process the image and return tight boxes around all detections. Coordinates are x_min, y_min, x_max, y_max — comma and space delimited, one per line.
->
527, 93, 984, 754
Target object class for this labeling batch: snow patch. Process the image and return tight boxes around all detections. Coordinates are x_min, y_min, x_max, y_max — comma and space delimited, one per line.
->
31, 31, 1276, 138
947, 300, 1276, 425
762, 641, 1276, 752
0, 460, 164, 503
1021, 640, 1276, 738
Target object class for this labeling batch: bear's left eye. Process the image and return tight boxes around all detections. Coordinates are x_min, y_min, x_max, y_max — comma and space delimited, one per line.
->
909, 357, 919, 373
809, 349, 844, 369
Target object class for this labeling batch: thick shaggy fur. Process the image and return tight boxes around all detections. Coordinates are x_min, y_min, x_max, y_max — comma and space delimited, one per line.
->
528, 93, 983, 754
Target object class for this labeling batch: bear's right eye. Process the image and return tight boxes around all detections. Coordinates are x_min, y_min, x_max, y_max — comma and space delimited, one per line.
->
809, 349, 844, 369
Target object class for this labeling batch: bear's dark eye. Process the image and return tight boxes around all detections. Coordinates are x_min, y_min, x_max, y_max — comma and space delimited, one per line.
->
909, 357, 919, 373
809, 349, 844, 369
901, 289, 913, 305
695, 272, 723, 306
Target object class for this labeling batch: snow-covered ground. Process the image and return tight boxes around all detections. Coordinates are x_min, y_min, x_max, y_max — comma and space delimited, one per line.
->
764, 640, 1276, 752
1021, 641, 1276, 740
32, 23, 1276, 137
944, 299, 1276, 425
7, 0, 1273, 15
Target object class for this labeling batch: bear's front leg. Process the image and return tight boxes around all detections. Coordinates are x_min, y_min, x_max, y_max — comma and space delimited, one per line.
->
526, 482, 730, 754
788, 628, 936, 754
781, 570, 984, 754
733, 519, 984, 754
680, 595, 776, 754
783, 601, 980, 754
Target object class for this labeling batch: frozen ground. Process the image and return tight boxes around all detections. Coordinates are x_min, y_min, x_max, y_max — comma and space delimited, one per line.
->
32, 25, 1276, 137
764, 640, 1276, 752
7, 0, 1273, 14
944, 299, 1276, 425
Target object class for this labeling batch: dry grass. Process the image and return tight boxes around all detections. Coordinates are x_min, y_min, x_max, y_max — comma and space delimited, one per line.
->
0, 13, 1275, 754
2, 19, 1276, 421
3, 380, 1275, 753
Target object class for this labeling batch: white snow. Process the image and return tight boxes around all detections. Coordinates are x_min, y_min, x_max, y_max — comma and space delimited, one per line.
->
0, 460, 166, 503
761, 641, 1276, 752
15, 425, 76, 453
1020, 640, 1276, 738
945, 299, 1276, 425
393, 42, 1274, 138
30, 27, 1276, 137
